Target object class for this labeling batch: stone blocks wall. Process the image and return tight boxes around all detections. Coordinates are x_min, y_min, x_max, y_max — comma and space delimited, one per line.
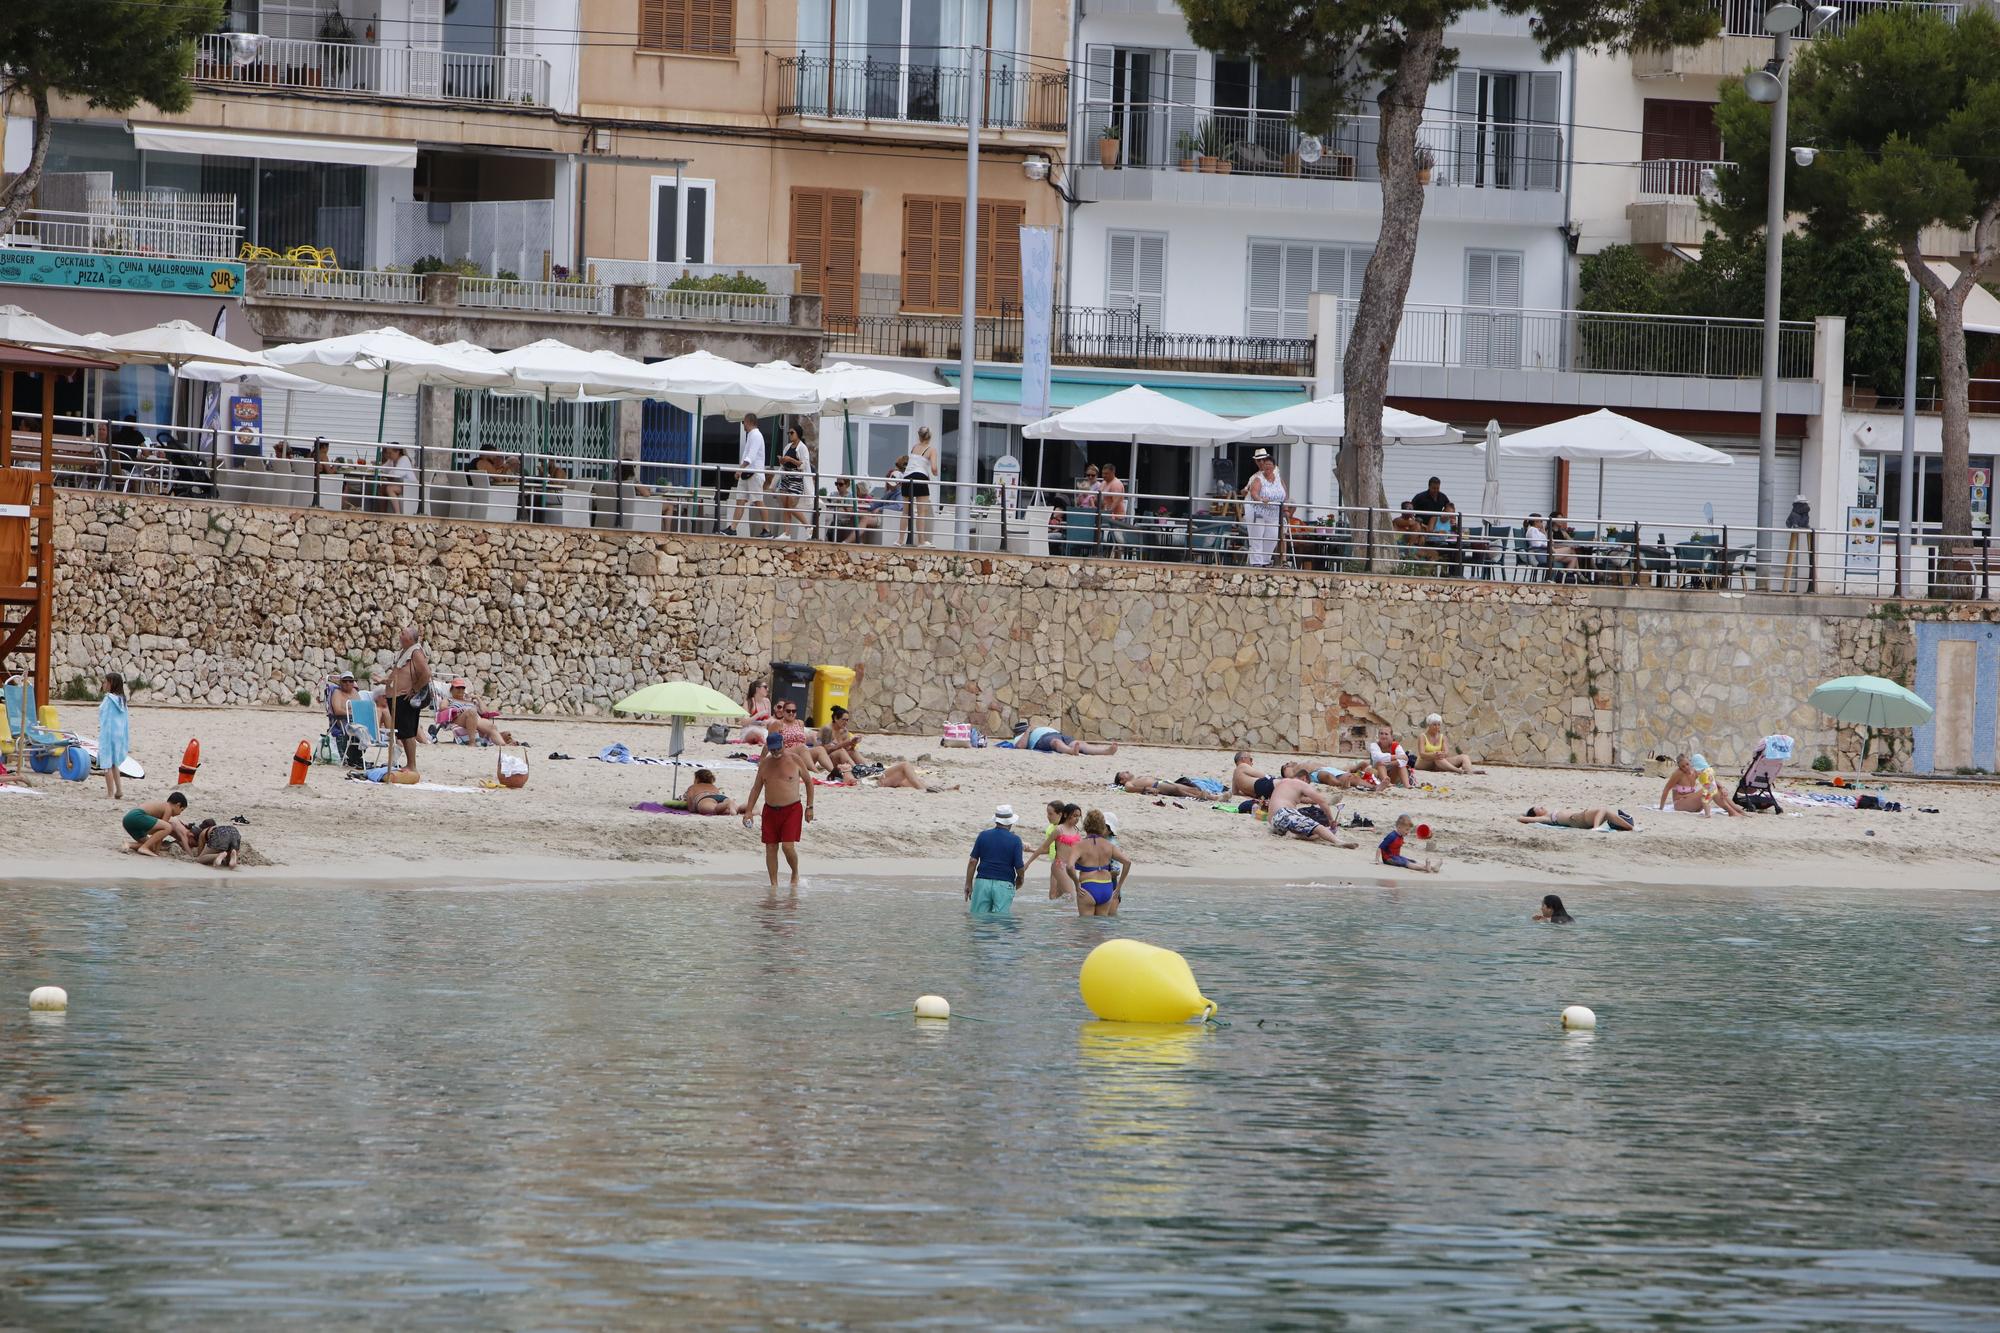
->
50, 493, 1984, 768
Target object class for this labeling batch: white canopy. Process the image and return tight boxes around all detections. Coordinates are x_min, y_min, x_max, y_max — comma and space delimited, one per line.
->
0, 304, 99, 354
644, 349, 819, 416
493, 339, 659, 400
1023, 384, 1237, 445
813, 361, 957, 414
1230, 393, 1462, 446
1895, 259, 2000, 336
264, 326, 511, 394
1481, 409, 1734, 465
179, 360, 372, 396
95, 319, 266, 370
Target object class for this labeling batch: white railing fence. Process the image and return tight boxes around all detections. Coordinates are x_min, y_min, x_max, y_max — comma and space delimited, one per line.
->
1718, 0, 1958, 38
588, 259, 800, 295
1637, 158, 1727, 200
262, 267, 427, 303
194, 32, 552, 107
643, 288, 794, 326
458, 276, 613, 316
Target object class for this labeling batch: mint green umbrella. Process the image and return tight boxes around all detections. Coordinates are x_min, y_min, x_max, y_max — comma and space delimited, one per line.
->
1808, 675, 1934, 728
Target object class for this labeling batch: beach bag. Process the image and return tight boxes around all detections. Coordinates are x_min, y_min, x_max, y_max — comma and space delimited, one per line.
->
706, 723, 730, 744
940, 722, 974, 749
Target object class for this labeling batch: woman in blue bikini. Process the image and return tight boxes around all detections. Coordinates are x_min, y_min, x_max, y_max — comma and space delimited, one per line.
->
1066, 809, 1131, 917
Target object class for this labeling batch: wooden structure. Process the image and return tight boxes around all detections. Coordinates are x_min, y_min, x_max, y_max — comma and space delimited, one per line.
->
1, 347, 112, 704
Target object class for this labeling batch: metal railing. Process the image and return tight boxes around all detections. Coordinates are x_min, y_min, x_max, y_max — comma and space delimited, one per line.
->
1088, 107, 1563, 191
1330, 300, 1816, 379
194, 33, 553, 107
0, 206, 242, 262
21, 414, 2000, 600
1718, 0, 1958, 38
457, 277, 614, 316
588, 258, 799, 295
644, 287, 794, 326
777, 53, 1068, 132
1847, 374, 2000, 414
262, 266, 426, 303
827, 304, 1315, 374
1637, 158, 1727, 200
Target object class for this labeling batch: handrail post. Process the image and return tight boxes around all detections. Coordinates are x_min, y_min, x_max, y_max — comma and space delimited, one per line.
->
1365, 504, 1376, 572
1808, 527, 1818, 595
1722, 523, 1730, 590
1985, 523, 1993, 602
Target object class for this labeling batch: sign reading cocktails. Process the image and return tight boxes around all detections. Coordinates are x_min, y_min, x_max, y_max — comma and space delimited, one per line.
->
0, 248, 243, 296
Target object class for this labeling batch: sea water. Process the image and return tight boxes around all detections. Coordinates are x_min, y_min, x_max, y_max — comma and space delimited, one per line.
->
0, 877, 1995, 1327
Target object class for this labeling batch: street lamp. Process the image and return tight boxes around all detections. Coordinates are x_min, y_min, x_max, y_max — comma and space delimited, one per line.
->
1746, 3, 1837, 585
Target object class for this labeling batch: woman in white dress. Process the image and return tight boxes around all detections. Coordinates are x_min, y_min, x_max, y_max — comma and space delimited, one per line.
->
1242, 448, 1287, 567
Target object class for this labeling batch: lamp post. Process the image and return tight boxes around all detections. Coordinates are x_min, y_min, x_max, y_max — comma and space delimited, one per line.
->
955, 21, 988, 550
1745, 3, 1837, 587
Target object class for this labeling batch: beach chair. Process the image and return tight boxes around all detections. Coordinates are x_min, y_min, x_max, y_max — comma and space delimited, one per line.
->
1733, 734, 1793, 813
344, 695, 392, 770
3, 676, 81, 776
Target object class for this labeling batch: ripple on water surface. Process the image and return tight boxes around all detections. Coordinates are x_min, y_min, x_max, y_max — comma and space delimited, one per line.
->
0, 876, 1996, 1327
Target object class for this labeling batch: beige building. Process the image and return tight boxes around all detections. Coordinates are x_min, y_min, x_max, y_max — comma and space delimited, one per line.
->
574, 0, 1070, 339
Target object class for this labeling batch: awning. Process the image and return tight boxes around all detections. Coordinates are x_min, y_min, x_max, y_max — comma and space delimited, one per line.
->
937, 369, 1311, 422
131, 124, 417, 169
1894, 259, 2000, 336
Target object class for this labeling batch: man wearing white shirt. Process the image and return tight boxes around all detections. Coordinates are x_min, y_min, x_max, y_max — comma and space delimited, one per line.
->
1368, 728, 1412, 788
379, 443, 418, 514
726, 412, 768, 536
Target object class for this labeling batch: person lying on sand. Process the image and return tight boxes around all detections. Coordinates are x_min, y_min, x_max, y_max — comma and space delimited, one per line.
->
1376, 814, 1440, 873
1281, 759, 1377, 791
681, 769, 736, 816
1114, 771, 1206, 800
1520, 805, 1634, 831
1229, 751, 1268, 797
1013, 721, 1117, 756
877, 761, 958, 792
122, 792, 190, 857
189, 818, 242, 869
1254, 776, 1359, 848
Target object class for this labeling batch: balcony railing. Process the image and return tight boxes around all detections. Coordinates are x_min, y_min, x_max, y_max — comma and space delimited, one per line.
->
828, 305, 1315, 375
0, 205, 242, 262
777, 53, 1068, 132
1331, 300, 1816, 379
1718, 0, 1957, 38
1091, 107, 1563, 191
194, 33, 552, 107
262, 266, 425, 303
460, 276, 614, 316
1637, 158, 1727, 200
644, 288, 794, 326
588, 258, 800, 295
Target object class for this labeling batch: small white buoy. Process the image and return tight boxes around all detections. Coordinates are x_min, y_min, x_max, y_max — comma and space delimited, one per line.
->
28, 986, 67, 1012
913, 994, 951, 1020
1561, 1004, 1596, 1031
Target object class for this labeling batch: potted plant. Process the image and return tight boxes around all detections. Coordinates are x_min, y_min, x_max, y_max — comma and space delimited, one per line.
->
1414, 145, 1435, 185
1098, 122, 1121, 168
1194, 118, 1223, 173
1176, 131, 1196, 172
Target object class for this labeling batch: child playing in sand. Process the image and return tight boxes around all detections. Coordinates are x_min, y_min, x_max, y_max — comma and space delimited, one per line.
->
1377, 814, 1440, 872
122, 792, 190, 856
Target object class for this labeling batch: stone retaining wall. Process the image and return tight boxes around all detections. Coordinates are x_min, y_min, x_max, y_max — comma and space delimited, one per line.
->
51, 493, 1976, 769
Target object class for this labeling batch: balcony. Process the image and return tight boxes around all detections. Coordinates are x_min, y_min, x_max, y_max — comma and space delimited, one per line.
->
1075, 110, 1565, 225
0, 201, 242, 263
194, 33, 551, 107
1626, 157, 1726, 247
828, 304, 1315, 376
776, 54, 1067, 135
1637, 0, 1957, 77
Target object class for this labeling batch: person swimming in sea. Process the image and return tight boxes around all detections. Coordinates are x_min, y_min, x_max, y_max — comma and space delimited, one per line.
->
1532, 894, 1574, 923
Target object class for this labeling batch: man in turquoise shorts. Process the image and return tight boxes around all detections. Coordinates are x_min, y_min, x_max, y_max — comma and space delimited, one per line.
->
964, 805, 1026, 915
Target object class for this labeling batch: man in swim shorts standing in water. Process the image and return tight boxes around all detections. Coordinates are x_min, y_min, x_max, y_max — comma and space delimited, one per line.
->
742, 733, 813, 889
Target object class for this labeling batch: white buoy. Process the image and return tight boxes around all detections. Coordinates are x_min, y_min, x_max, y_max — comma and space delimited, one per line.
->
1561, 1004, 1597, 1031
28, 986, 67, 1012
913, 994, 951, 1020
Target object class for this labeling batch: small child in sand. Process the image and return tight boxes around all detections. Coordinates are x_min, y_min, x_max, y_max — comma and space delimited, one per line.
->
122, 792, 190, 856
1376, 814, 1440, 873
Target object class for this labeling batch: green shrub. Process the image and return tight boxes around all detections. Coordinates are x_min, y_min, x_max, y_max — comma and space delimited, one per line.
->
1811, 754, 1833, 771
665, 271, 770, 295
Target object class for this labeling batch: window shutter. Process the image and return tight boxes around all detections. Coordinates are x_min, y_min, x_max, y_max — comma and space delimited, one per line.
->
1245, 240, 1283, 338
903, 197, 940, 311
1453, 69, 1481, 186
1134, 233, 1165, 331
1106, 232, 1136, 311
639, 0, 666, 49
824, 189, 860, 328
1463, 248, 1493, 366
1081, 45, 1114, 149
1492, 250, 1522, 308
936, 198, 963, 311
981, 200, 1023, 313
662, 0, 687, 51
1280, 241, 1314, 337
1167, 51, 1199, 156
790, 188, 825, 296
706, 0, 735, 53
1527, 71, 1561, 191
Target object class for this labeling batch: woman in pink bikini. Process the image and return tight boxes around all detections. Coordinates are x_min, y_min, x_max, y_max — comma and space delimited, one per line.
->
1023, 801, 1083, 899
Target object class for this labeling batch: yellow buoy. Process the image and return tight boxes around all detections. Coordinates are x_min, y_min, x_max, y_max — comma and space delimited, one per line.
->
913, 994, 951, 1020
1079, 939, 1215, 1024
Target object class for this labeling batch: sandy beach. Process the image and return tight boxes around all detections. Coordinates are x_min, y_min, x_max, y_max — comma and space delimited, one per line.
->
0, 702, 1984, 894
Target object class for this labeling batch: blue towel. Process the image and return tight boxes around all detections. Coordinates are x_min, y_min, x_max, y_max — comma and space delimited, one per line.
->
96, 694, 130, 768
1185, 776, 1225, 797
596, 742, 634, 764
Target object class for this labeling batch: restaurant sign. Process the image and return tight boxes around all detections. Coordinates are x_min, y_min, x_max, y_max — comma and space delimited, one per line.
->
0, 248, 244, 297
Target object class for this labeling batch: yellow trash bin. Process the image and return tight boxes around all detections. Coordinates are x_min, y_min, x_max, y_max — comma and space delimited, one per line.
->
809, 665, 855, 727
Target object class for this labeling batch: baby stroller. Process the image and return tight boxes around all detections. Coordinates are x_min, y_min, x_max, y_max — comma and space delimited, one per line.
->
1733, 734, 1793, 813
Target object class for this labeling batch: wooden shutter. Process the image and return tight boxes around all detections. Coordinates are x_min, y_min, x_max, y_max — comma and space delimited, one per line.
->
903, 196, 1017, 314
902, 197, 938, 311
980, 199, 1023, 314
1641, 99, 1721, 161
790, 187, 860, 329
639, 0, 666, 49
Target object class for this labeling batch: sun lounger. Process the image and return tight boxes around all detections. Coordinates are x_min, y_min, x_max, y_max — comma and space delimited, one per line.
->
1734, 734, 1793, 812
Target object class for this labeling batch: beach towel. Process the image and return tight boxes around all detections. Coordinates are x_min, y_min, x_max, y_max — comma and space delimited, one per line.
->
96, 694, 130, 769
1185, 777, 1225, 797
631, 801, 700, 816
596, 742, 634, 764
0, 784, 42, 795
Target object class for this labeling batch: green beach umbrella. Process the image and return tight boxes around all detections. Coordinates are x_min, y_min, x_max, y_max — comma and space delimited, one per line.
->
1807, 675, 1934, 729
614, 681, 750, 796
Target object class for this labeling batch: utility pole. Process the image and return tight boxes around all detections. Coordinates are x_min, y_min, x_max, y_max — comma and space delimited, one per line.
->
955, 20, 987, 549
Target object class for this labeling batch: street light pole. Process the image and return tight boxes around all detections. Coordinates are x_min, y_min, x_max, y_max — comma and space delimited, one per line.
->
1899, 274, 1919, 593
955, 23, 987, 550
1754, 21, 1793, 587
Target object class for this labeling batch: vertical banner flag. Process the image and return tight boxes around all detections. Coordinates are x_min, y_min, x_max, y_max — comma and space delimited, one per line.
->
1019, 226, 1056, 421
200, 306, 227, 452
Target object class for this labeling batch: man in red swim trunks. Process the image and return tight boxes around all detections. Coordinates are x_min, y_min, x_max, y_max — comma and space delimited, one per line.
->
742, 732, 813, 890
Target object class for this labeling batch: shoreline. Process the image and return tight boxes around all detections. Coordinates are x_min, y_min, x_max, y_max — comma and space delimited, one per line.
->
2, 703, 1982, 897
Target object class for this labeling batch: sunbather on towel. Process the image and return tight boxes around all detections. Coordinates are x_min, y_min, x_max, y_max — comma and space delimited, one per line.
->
877, 760, 957, 792
441, 679, 516, 746
1520, 805, 1634, 831
1114, 772, 1205, 799
681, 769, 736, 815
1281, 759, 1376, 790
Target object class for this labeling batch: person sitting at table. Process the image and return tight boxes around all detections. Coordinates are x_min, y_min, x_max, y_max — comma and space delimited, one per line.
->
378, 443, 417, 513
1392, 502, 1431, 558
1545, 512, 1583, 577
826, 476, 859, 543
471, 448, 518, 478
